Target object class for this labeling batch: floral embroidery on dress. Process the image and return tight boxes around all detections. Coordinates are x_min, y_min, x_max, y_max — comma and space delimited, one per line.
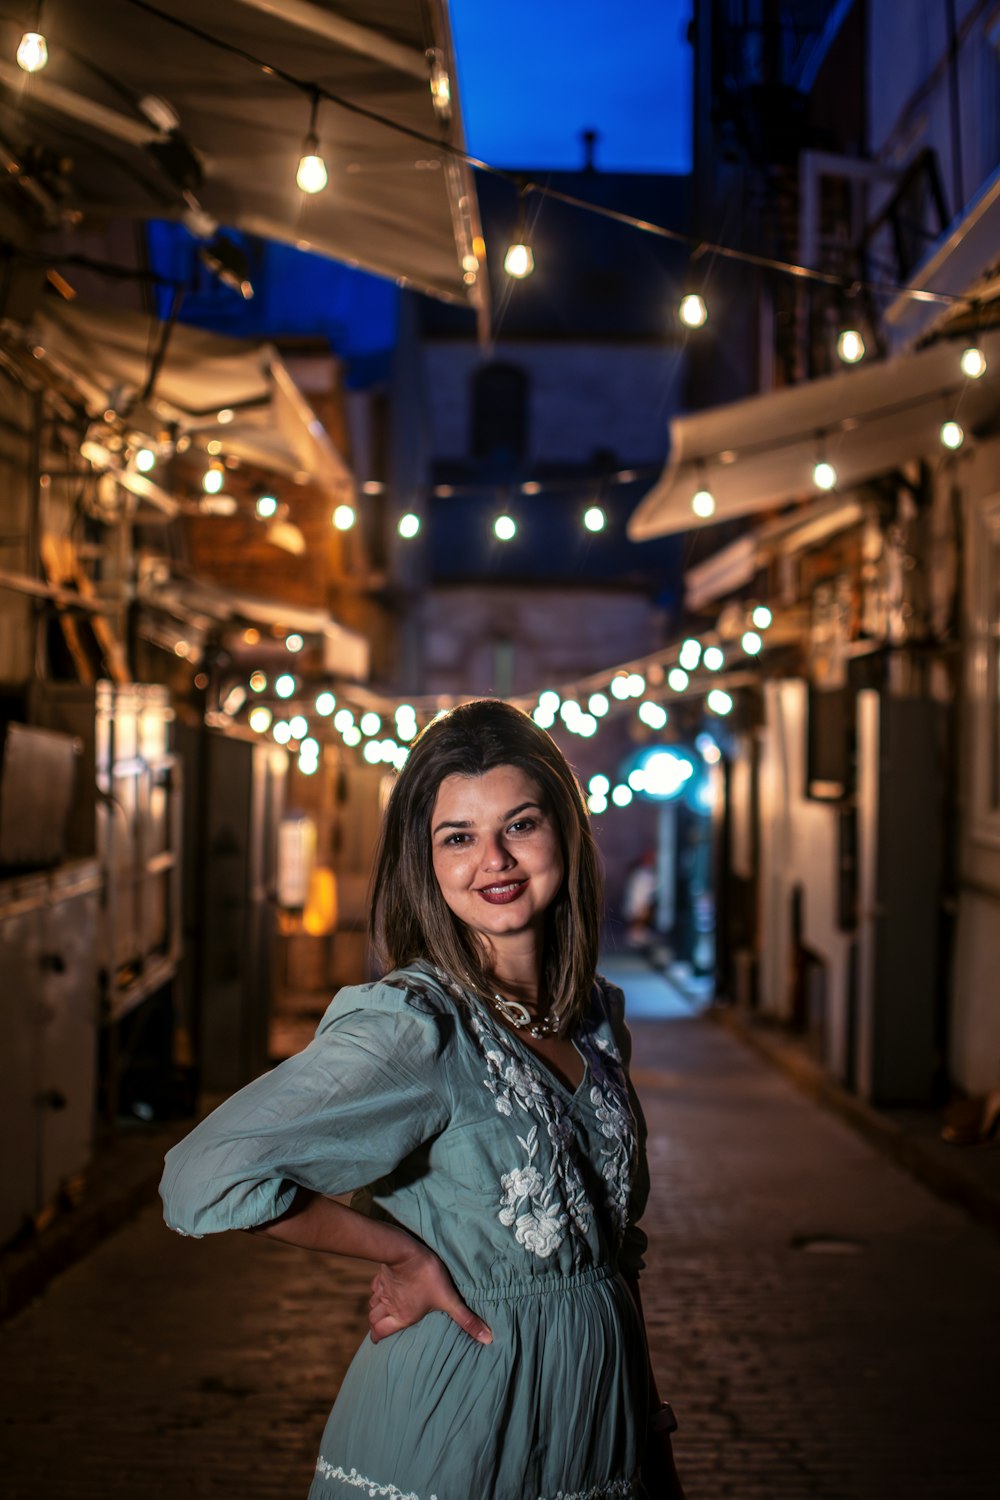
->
470, 995, 636, 1262
314, 1457, 636, 1500
315, 1457, 438, 1499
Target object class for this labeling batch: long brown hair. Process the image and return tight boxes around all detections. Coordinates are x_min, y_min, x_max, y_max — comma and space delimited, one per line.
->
370, 699, 603, 1032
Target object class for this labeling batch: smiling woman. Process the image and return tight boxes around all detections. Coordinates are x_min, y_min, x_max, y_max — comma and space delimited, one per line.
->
161, 701, 686, 1500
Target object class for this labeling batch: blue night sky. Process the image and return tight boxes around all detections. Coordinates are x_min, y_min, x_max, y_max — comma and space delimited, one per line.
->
448, 0, 693, 173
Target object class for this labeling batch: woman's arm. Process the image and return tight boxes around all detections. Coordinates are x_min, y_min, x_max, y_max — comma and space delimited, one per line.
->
625, 1274, 687, 1500
252, 1188, 492, 1346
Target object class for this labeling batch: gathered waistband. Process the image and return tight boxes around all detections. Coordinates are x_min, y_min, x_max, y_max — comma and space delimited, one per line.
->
454, 1262, 622, 1305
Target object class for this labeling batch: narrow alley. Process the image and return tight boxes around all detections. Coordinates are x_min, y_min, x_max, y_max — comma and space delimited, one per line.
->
1, 979, 996, 1500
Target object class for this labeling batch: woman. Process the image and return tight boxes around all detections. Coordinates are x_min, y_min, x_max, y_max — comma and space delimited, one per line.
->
161, 699, 686, 1500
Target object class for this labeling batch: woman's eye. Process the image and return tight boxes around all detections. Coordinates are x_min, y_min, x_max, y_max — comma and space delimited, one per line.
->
508, 818, 537, 835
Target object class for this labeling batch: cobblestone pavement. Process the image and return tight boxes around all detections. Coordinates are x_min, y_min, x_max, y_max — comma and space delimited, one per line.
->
1, 1008, 997, 1500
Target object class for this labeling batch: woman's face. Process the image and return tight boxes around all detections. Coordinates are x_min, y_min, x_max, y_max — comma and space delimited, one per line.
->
429, 764, 564, 954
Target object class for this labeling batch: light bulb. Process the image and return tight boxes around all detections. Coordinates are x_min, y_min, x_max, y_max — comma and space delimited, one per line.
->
587, 792, 608, 815
285, 633, 304, 653
667, 668, 689, 692
275, 673, 296, 699
940, 420, 964, 450
296, 136, 328, 194
589, 774, 610, 796
707, 689, 733, 716
315, 692, 336, 716
741, 630, 762, 655
611, 784, 633, 807
538, 691, 561, 713
678, 638, 701, 671
398, 512, 421, 538
333, 503, 356, 530
249, 671, 267, 693
532, 706, 556, 728
363, 740, 382, 765
17, 30, 48, 72
678, 292, 707, 328
960, 346, 987, 379
248, 707, 272, 733
135, 448, 156, 473
256, 495, 278, 519
703, 646, 725, 671
342, 725, 361, 746
752, 605, 772, 629
588, 692, 609, 717
837, 328, 865, 364
273, 721, 292, 745
610, 674, 631, 701
289, 714, 308, 739
813, 459, 837, 491
638, 701, 668, 729
504, 243, 534, 279
627, 673, 646, 696
583, 505, 606, 532
333, 709, 354, 733
360, 711, 381, 736
494, 514, 517, 541
692, 487, 716, 518
203, 464, 224, 494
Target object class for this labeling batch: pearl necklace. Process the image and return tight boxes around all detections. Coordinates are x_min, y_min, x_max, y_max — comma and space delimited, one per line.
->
490, 990, 560, 1039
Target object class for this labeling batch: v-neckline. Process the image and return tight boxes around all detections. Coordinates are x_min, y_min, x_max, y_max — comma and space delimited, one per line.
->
477, 996, 592, 1101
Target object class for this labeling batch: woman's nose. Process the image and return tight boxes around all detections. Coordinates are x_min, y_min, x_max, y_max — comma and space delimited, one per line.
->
480, 833, 514, 870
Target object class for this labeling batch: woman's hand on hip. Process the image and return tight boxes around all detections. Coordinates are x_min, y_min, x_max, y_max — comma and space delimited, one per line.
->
368, 1241, 493, 1346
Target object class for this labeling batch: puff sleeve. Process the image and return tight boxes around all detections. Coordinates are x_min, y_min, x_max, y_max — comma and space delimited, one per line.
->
160, 982, 451, 1238
600, 978, 651, 1279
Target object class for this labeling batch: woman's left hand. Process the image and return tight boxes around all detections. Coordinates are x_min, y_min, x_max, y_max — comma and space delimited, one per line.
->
641, 1430, 688, 1500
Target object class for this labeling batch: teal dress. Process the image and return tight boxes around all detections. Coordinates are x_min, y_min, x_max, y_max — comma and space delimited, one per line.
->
160, 965, 652, 1500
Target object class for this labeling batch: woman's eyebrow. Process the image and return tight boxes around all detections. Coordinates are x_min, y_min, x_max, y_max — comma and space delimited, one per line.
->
431, 801, 543, 837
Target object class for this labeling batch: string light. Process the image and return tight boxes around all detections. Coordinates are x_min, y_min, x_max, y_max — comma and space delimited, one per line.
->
588, 692, 609, 717
589, 774, 610, 796
504, 187, 535, 279
538, 690, 561, 713
296, 92, 329, 194
333, 503, 356, 530
343, 725, 362, 746
202, 462, 225, 494
333, 708, 354, 733
583, 506, 606, 532
248, 706, 272, 733
678, 639, 701, 671
626, 673, 646, 696
360, 711, 382, 736
285, 633, 304, 653
533, 705, 556, 728
256, 495, 278, 518
16, 28, 48, 73
940, 419, 964, 450
611, 785, 633, 807
363, 740, 382, 765
315, 692, 336, 715
398, 512, 421, 538
667, 667, 689, 692
135, 448, 157, 472
638, 701, 668, 730
692, 487, 716, 518
678, 292, 708, 328
289, 714, 308, 739
741, 630, 762, 655
707, 689, 733, 715
494, 514, 517, 541
813, 458, 837, 491
703, 646, 724, 671
275, 673, 296, 698
504, 242, 534, 279
960, 346, 987, 379
837, 328, 865, 364
610, 674, 631, 701
751, 605, 772, 629
587, 792, 608, 814
273, 721, 292, 745
249, 671, 267, 693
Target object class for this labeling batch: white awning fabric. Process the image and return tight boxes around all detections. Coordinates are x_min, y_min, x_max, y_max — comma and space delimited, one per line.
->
628, 330, 1000, 541
35, 298, 354, 501
0, 0, 486, 317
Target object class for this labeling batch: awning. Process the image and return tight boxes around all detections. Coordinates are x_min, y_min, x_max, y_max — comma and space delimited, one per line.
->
628, 330, 1000, 541
0, 0, 486, 317
34, 298, 354, 502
